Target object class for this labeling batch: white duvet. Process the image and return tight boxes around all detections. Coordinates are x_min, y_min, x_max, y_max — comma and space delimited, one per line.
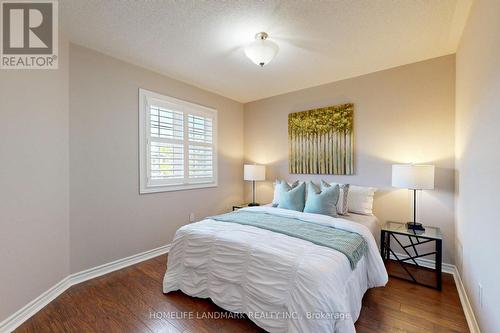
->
163, 206, 388, 333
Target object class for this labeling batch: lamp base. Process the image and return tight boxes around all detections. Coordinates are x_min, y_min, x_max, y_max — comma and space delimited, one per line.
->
248, 202, 260, 207
406, 222, 425, 231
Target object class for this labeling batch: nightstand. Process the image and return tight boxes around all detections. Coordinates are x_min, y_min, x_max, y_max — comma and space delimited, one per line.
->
380, 221, 443, 290
232, 204, 250, 211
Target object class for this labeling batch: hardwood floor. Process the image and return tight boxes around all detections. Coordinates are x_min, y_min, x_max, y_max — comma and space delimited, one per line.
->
14, 255, 469, 333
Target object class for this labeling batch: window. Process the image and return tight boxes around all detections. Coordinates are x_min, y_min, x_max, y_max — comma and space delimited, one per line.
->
139, 89, 217, 193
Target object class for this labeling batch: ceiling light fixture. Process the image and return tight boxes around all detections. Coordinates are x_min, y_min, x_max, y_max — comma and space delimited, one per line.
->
244, 32, 279, 67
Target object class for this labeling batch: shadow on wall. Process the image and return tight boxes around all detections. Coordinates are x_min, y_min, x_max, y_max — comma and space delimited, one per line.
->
245, 153, 455, 205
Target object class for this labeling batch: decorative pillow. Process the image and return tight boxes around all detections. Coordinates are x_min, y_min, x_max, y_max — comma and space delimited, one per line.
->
303, 182, 340, 217
277, 181, 306, 212
321, 180, 350, 215
348, 185, 377, 215
272, 180, 300, 207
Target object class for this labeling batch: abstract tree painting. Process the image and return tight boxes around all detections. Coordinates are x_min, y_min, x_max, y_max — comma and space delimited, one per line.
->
288, 103, 354, 174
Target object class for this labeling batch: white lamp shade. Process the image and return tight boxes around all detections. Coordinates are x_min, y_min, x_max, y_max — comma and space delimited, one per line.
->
244, 164, 266, 181
244, 39, 279, 67
392, 164, 435, 190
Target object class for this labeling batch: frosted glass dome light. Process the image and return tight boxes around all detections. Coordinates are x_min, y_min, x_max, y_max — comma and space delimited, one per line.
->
244, 32, 279, 67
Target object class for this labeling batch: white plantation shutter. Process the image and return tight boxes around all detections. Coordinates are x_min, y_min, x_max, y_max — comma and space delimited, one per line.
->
189, 145, 213, 178
188, 114, 212, 143
188, 114, 214, 179
139, 89, 217, 193
150, 106, 183, 140
150, 142, 184, 180
149, 106, 184, 181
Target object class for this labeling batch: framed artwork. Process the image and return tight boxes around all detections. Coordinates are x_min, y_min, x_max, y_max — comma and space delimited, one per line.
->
288, 103, 354, 174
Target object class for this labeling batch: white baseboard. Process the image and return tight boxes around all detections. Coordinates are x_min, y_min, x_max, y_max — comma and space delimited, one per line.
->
1, 245, 480, 333
389, 253, 481, 333
452, 266, 481, 333
70, 243, 171, 285
0, 244, 171, 333
388, 252, 455, 273
0, 277, 71, 333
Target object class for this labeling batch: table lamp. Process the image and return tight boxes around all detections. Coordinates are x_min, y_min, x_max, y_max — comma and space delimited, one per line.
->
244, 164, 266, 206
392, 164, 435, 231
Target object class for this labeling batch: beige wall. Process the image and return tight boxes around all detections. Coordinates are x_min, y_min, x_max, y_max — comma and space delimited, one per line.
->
0, 38, 70, 321
69, 44, 244, 273
455, 1, 500, 332
244, 55, 456, 264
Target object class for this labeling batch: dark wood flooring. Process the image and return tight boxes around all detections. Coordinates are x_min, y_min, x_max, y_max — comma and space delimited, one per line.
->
14, 255, 469, 333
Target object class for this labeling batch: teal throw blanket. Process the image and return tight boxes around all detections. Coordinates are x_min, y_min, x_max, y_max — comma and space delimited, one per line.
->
210, 211, 367, 269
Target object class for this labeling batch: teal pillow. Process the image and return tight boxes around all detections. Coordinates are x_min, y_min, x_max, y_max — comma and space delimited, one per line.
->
277, 181, 306, 211
303, 182, 340, 217
273, 180, 300, 207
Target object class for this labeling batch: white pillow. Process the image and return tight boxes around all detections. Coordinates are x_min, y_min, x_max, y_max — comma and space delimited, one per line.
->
272, 180, 299, 206
322, 181, 350, 215
348, 185, 377, 215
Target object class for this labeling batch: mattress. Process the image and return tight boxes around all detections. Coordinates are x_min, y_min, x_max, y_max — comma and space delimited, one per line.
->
343, 213, 380, 243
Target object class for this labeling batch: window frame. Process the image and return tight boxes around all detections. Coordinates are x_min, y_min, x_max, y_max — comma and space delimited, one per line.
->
139, 88, 218, 194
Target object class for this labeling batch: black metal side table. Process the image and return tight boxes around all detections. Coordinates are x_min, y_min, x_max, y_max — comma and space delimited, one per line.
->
380, 221, 443, 290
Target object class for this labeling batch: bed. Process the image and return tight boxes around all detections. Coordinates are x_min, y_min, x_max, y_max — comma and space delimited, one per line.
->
163, 206, 388, 333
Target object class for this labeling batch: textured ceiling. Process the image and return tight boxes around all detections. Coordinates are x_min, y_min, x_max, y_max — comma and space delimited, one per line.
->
60, 0, 472, 103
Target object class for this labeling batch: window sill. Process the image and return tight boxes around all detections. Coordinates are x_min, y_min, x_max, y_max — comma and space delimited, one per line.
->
139, 182, 218, 194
